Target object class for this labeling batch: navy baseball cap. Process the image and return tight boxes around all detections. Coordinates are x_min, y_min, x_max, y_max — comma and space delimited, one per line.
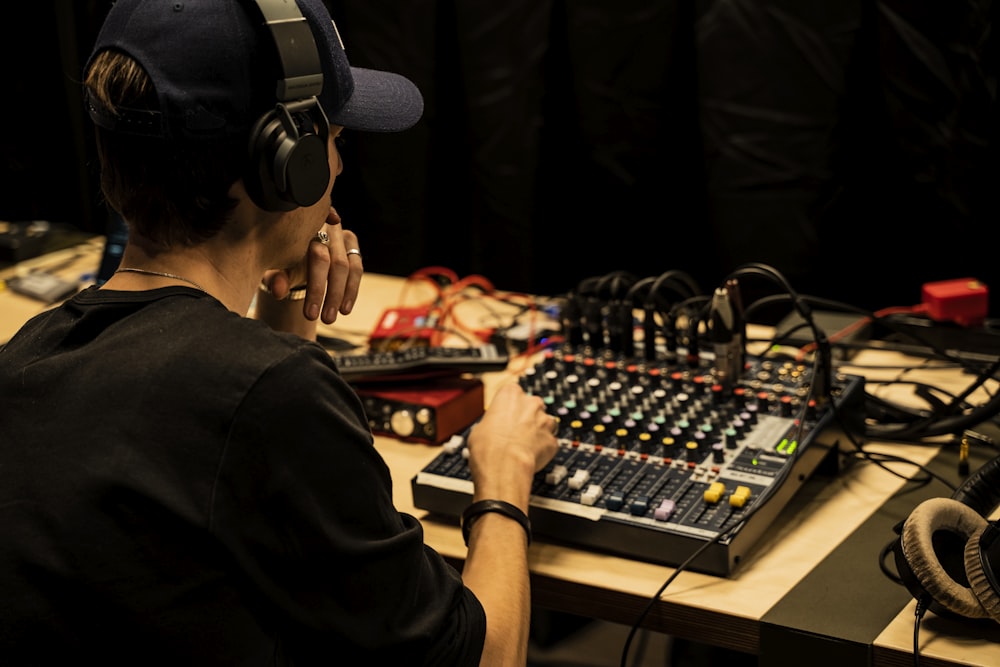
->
85, 0, 423, 139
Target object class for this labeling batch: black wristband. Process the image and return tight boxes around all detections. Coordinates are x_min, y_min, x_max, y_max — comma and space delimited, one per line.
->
461, 500, 531, 547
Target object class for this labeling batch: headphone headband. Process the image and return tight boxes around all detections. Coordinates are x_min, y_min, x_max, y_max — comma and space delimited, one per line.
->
245, 0, 331, 211
253, 0, 323, 101
952, 454, 1000, 516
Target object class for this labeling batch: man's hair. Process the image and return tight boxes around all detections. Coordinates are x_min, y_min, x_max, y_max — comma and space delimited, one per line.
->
85, 50, 244, 247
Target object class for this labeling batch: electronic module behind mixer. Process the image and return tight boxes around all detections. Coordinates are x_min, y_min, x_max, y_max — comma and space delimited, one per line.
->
411, 343, 865, 576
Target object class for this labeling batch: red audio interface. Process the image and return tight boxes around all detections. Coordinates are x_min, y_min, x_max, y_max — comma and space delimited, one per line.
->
354, 376, 485, 444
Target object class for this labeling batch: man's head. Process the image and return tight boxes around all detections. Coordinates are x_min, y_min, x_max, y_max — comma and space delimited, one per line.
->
85, 0, 423, 244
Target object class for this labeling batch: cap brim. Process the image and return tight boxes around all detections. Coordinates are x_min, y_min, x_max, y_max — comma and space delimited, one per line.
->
330, 67, 424, 133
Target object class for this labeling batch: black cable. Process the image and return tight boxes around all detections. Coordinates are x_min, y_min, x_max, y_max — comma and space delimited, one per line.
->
913, 596, 928, 667
624, 276, 657, 304
744, 289, 1000, 442
666, 294, 710, 356
746, 292, 994, 377
618, 523, 733, 667
619, 389, 820, 667
727, 263, 834, 398
847, 449, 955, 491
879, 538, 904, 586
866, 356, 1000, 441
648, 269, 702, 302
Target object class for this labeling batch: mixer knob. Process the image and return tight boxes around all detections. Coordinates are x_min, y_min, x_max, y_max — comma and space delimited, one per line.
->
627, 495, 649, 516
554, 406, 570, 430
660, 436, 677, 454
780, 395, 794, 416
389, 409, 416, 438
685, 440, 699, 459
654, 499, 675, 521
704, 481, 726, 504
606, 490, 625, 511
568, 469, 590, 490
617, 427, 635, 450
545, 464, 569, 485
581, 484, 603, 506
637, 431, 654, 454
733, 386, 748, 405
730, 485, 752, 508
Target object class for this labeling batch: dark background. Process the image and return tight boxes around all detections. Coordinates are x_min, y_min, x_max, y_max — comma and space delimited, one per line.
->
3, 0, 997, 317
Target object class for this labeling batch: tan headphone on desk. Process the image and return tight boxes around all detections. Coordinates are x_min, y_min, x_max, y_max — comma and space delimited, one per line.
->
891, 455, 1000, 623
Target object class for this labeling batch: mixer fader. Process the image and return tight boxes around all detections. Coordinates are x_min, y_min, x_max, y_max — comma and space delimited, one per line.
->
411, 344, 864, 576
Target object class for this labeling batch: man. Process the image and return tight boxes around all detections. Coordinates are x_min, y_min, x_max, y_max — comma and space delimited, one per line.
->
0, 1, 558, 665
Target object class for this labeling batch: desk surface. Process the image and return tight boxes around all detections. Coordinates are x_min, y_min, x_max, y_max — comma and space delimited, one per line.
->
3, 239, 1000, 666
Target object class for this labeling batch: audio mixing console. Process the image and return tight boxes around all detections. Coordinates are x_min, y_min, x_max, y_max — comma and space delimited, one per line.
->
411, 344, 865, 576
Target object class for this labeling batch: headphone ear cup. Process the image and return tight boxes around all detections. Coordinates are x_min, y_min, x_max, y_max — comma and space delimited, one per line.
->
900, 497, 991, 619
274, 130, 328, 207
965, 522, 1000, 623
246, 106, 330, 212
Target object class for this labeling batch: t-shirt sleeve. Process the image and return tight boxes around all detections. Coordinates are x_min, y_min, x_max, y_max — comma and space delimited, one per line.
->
210, 342, 485, 665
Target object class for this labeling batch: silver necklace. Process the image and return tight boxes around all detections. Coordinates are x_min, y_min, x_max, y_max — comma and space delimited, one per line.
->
115, 267, 208, 293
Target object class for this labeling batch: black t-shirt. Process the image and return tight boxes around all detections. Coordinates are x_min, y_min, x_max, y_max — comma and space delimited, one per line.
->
0, 286, 485, 665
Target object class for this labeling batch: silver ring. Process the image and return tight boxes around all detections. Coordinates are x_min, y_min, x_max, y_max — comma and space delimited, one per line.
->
346, 248, 362, 258
314, 230, 330, 245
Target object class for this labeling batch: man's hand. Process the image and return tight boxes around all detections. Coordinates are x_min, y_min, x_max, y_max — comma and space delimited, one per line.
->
260, 206, 363, 324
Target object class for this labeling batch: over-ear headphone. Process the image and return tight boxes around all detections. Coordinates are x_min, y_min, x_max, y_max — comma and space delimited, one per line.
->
245, 0, 331, 212
890, 455, 1000, 623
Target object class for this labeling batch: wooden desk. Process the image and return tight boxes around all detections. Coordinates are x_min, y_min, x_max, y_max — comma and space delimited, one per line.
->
4, 240, 1000, 666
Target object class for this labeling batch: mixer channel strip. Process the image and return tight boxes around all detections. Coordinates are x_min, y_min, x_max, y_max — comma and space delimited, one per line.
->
411, 345, 865, 576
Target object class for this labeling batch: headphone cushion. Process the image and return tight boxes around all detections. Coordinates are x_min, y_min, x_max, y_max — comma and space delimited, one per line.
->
901, 497, 990, 619
247, 107, 330, 212
279, 132, 329, 206
965, 523, 1000, 622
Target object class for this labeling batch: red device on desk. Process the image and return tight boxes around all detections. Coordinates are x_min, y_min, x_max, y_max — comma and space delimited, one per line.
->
369, 305, 437, 351
354, 376, 484, 445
